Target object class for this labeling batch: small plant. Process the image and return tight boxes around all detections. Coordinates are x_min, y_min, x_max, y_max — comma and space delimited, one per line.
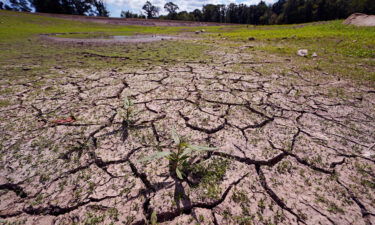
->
122, 96, 137, 124
119, 96, 138, 142
150, 211, 157, 225
140, 129, 216, 180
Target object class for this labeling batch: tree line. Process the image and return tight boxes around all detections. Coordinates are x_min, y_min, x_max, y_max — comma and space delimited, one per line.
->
1, 0, 374, 24
0, 0, 109, 17
128, 0, 375, 24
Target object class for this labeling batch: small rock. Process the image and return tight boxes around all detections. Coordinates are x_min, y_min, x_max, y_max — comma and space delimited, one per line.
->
201, 29, 206, 33
248, 37, 256, 41
312, 52, 318, 57
195, 31, 200, 34
22, 68, 31, 71
297, 49, 308, 57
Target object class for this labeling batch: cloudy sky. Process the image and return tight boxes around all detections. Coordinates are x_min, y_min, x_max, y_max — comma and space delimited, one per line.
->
105, 0, 277, 17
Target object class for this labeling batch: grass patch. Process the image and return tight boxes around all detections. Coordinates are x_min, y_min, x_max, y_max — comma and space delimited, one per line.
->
0, 100, 11, 108
212, 21, 374, 82
190, 158, 230, 199
0, 10, 210, 42
0, 10, 374, 83
0, 10, 213, 79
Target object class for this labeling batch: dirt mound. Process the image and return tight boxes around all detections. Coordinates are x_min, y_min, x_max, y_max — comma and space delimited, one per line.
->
343, 13, 375, 26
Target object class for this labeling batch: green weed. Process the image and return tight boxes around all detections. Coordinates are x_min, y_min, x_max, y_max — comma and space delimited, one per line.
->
140, 129, 216, 180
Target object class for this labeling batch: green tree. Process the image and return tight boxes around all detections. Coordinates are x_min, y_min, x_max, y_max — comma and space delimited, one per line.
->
121, 10, 140, 18
0, 0, 31, 11
28, 0, 109, 16
142, 1, 159, 19
226, 3, 238, 23
190, 9, 203, 21
93, 0, 109, 17
202, 4, 225, 22
164, 2, 179, 19
9, 0, 31, 11
350, 0, 375, 14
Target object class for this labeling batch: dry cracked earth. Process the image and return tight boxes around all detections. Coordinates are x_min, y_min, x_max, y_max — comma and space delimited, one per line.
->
0, 42, 375, 225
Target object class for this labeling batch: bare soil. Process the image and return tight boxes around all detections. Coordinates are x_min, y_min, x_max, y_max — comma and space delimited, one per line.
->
0, 40, 374, 225
40, 34, 192, 44
343, 13, 375, 26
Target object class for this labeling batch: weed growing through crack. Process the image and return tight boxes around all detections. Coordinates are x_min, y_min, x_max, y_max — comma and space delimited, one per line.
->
140, 129, 216, 180
150, 211, 157, 225
121, 96, 137, 124
118, 96, 138, 141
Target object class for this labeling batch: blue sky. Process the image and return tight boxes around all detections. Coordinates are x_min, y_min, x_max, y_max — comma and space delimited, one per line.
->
106, 0, 277, 17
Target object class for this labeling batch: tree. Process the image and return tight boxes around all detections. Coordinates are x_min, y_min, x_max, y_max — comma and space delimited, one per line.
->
226, 3, 238, 23
29, 0, 61, 13
191, 9, 203, 21
350, 0, 375, 14
64, 0, 93, 15
272, 0, 286, 15
93, 0, 109, 17
164, 2, 178, 19
280, 0, 303, 23
1, 0, 31, 11
28, 0, 109, 16
3, 0, 374, 25
142, 1, 159, 19
121, 10, 140, 18
254, 1, 269, 24
202, 4, 224, 22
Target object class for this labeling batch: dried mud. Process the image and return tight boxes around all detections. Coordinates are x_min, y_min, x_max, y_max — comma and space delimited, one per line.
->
0, 42, 374, 225
41, 34, 190, 44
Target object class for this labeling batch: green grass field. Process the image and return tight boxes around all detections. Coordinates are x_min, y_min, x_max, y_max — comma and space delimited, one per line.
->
0, 10, 374, 82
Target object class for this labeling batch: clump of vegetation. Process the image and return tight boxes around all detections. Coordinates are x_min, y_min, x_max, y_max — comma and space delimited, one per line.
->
140, 129, 216, 179
190, 158, 230, 199
0, 100, 11, 108
121, 97, 137, 124
118, 96, 138, 142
